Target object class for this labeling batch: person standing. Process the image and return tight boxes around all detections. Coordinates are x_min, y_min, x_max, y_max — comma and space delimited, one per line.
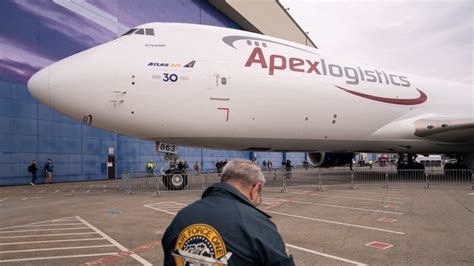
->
28, 160, 39, 186
285, 159, 293, 179
146, 160, 155, 176
193, 162, 200, 175
215, 161, 222, 175
44, 159, 54, 184
162, 159, 294, 265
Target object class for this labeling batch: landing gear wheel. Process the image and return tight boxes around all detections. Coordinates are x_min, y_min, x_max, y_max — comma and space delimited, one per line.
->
163, 169, 188, 190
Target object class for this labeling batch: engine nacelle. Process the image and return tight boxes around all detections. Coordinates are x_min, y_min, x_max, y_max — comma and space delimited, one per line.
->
307, 152, 355, 167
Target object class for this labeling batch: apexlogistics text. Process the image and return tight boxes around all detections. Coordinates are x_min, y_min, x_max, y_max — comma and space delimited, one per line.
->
245, 47, 410, 87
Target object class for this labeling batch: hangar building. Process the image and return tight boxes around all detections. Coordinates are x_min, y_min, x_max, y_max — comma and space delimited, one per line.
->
0, 0, 317, 185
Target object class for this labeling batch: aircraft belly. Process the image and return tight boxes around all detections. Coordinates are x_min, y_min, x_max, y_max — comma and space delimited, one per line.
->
154, 137, 474, 154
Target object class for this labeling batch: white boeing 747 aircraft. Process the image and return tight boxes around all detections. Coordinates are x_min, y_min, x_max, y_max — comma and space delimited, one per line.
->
27, 23, 473, 188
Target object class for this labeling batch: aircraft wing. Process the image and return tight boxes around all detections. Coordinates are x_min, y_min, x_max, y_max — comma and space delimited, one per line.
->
370, 116, 474, 144
413, 117, 474, 143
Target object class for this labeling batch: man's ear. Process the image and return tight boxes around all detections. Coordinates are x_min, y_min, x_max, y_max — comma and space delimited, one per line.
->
249, 183, 260, 203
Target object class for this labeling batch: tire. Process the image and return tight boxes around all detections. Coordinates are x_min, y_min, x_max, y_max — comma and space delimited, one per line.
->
163, 169, 188, 190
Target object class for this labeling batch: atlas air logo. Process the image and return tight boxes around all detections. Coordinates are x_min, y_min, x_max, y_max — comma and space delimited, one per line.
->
147, 60, 195, 68
245, 47, 410, 87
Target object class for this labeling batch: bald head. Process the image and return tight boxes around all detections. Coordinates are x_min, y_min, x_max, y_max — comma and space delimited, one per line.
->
220, 159, 265, 188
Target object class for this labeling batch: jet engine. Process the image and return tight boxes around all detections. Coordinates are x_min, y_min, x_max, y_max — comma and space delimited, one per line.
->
307, 152, 355, 167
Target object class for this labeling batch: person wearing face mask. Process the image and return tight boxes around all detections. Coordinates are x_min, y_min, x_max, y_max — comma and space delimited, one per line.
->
161, 159, 294, 266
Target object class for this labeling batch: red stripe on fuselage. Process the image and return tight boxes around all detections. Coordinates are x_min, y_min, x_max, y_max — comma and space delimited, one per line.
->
336, 86, 427, 105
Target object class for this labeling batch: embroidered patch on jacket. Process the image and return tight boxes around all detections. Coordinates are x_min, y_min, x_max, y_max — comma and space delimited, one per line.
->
175, 223, 227, 263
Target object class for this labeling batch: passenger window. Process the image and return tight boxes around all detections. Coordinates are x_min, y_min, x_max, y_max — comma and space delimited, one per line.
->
145, 28, 155, 36
135, 28, 145, 35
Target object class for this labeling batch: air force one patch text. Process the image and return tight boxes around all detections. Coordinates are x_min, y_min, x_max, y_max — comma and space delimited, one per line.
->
174, 224, 228, 265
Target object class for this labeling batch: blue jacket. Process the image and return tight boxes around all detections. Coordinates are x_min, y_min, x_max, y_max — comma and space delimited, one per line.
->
161, 182, 294, 265
45, 162, 53, 172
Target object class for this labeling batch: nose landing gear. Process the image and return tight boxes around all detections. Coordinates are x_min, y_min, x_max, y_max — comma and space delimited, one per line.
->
157, 144, 188, 190
163, 167, 188, 190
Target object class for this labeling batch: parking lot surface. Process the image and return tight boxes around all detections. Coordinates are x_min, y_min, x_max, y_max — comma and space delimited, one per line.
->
1, 180, 473, 265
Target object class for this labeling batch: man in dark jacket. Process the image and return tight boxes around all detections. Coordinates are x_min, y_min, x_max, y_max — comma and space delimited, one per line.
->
28, 160, 39, 186
162, 159, 294, 266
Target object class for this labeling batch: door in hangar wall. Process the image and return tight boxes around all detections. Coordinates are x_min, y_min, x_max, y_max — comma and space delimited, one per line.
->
107, 147, 116, 179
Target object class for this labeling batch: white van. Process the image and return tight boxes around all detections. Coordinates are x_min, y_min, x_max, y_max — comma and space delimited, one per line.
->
415, 155, 442, 167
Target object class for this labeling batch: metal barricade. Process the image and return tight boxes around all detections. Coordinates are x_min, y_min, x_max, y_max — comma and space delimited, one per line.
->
472, 169, 474, 190
118, 172, 131, 194
118, 167, 473, 196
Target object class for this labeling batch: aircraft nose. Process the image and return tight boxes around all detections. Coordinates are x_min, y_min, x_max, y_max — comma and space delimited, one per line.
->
27, 67, 50, 105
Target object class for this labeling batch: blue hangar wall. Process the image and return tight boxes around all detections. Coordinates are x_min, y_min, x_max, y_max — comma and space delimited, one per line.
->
0, 0, 305, 185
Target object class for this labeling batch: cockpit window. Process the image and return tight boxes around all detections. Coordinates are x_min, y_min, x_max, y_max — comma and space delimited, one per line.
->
145, 28, 155, 36
121, 28, 155, 37
121, 28, 137, 36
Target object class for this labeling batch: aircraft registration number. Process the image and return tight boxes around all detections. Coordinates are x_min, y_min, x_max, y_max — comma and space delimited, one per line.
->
156, 142, 177, 154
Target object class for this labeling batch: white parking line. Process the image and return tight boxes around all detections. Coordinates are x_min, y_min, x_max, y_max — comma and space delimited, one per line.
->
267, 211, 405, 235
0, 232, 98, 239
0, 238, 105, 246
0, 218, 79, 230
0, 227, 90, 233
161, 207, 185, 211
6, 223, 84, 228
0, 216, 151, 265
263, 197, 403, 215
76, 217, 152, 266
285, 191, 404, 203
328, 189, 405, 197
0, 198, 8, 202
144, 201, 188, 216
266, 189, 308, 195
0, 244, 115, 254
50, 217, 77, 221
0, 253, 118, 263
144, 205, 179, 216
286, 243, 367, 266
468, 192, 474, 196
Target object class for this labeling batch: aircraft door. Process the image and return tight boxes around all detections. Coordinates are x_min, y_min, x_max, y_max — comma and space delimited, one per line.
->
207, 62, 230, 101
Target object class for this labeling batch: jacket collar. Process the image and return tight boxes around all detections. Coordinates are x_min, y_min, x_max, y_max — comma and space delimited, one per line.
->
202, 182, 272, 218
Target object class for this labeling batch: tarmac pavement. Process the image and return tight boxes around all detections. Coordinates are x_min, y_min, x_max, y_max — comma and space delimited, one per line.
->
0, 179, 473, 265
